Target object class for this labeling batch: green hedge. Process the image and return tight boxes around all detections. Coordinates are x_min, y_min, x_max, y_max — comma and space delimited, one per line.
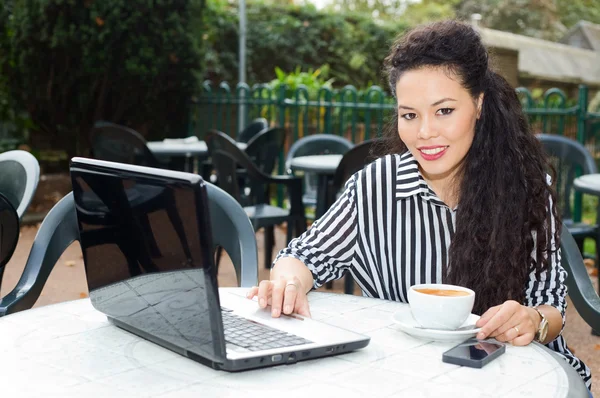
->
0, 0, 204, 157
203, 1, 408, 89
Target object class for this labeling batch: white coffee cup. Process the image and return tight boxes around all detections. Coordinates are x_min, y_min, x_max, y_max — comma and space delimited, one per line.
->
408, 283, 475, 330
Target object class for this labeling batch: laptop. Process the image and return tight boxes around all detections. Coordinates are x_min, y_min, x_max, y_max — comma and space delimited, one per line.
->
69, 157, 370, 371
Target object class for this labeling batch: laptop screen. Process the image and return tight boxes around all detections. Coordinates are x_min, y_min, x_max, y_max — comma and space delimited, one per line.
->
70, 157, 226, 364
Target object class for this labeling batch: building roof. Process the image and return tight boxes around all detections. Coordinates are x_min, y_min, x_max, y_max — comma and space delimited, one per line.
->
480, 27, 600, 86
560, 20, 600, 51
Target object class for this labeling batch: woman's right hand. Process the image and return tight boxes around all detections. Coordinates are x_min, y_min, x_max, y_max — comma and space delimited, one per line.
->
246, 276, 311, 318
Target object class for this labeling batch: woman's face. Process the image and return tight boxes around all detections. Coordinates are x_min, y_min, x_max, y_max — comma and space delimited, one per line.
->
395, 67, 482, 186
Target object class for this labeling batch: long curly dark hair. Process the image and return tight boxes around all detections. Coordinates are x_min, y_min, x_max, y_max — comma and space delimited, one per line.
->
381, 20, 560, 315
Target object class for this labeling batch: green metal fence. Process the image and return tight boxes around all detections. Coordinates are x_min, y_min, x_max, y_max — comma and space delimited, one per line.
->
191, 82, 600, 217
190, 81, 397, 146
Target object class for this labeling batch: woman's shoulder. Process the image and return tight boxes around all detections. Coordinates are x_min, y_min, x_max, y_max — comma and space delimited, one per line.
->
351, 153, 408, 186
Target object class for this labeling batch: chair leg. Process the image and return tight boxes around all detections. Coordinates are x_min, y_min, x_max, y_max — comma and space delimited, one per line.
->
264, 225, 275, 269
344, 273, 354, 295
214, 246, 223, 270
286, 220, 293, 244
295, 218, 307, 238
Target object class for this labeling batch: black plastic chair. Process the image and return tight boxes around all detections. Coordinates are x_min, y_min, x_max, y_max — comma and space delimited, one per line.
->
0, 193, 19, 289
90, 121, 165, 168
237, 118, 269, 143
206, 130, 306, 269
0, 150, 40, 219
0, 184, 259, 316
560, 222, 600, 334
326, 138, 380, 294
285, 134, 354, 208
537, 134, 598, 254
242, 127, 286, 205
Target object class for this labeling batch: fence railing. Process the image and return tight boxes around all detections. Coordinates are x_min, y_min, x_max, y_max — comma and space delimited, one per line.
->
193, 82, 600, 148
190, 81, 397, 147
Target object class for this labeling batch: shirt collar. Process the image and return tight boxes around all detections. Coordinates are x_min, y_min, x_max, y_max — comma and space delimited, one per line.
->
395, 151, 449, 208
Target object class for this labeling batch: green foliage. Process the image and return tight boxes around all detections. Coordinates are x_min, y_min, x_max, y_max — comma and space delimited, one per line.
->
269, 65, 335, 99
203, 1, 407, 88
325, 0, 406, 19
456, 0, 600, 41
0, 0, 204, 156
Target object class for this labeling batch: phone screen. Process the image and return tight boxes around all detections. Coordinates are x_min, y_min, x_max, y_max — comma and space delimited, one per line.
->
448, 340, 503, 360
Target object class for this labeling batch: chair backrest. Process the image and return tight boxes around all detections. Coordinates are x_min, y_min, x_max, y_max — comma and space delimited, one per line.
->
285, 134, 354, 172
330, 139, 380, 195
560, 222, 600, 331
245, 127, 286, 176
206, 130, 271, 203
206, 182, 258, 287
90, 121, 161, 168
237, 118, 269, 143
537, 134, 597, 220
0, 150, 40, 219
0, 192, 79, 316
0, 193, 19, 286
0, 183, 259, 316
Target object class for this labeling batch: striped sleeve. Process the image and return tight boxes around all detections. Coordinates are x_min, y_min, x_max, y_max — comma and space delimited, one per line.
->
273, 174, 359, 289
524, 193, 567, 328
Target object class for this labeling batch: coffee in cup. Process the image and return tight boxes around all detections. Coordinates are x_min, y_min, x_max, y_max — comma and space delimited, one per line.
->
408, 283, 475, 330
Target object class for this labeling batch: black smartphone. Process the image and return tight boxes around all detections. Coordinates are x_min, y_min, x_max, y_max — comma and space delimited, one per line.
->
442, 338, 505, 368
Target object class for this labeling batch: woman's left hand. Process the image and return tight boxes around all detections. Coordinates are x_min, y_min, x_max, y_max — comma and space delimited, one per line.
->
475, 300, 539, 346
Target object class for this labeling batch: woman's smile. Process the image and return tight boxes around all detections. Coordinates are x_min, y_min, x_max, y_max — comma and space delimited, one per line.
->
418, 145, 449, 160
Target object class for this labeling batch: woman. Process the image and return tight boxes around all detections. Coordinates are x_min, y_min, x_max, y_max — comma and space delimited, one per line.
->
246, 20, 592, 389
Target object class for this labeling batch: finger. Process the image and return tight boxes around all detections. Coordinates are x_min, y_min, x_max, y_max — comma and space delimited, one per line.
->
246, 286, 259, 299
489, 312, 522, 338
477, 302, 519, 339
294, 281, 311, 318
270, 279, 287, 317
510, 332, 535, 347
282, 281, 299, 315
476, 305, 501, 328
495, 324, 521, 343
296, 298, 312, 318
257, 280, 273, 308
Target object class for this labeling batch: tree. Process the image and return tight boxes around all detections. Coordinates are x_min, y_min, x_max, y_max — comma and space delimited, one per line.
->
325, 0, 406, 19
455, 0, 600, 40
402, 0, 458, 25
0, 0, 205, 157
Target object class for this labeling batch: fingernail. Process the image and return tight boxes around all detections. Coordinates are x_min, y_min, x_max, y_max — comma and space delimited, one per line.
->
477, 332, 485, 339
272, 308, 280, 317
259, 298, 265, 307
284, 305, 292, 314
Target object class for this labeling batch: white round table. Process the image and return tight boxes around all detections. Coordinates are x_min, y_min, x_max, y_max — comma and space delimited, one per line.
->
147, 139, 247, 173
288, 154, 343, 175
289, 154, 343, 219
0, 288, 586, 397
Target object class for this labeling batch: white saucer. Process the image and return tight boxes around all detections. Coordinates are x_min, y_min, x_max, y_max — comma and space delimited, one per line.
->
392, 311, 482, 341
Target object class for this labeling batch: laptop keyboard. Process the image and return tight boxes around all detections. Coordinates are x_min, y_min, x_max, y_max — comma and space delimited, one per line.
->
221, 308, 312, 351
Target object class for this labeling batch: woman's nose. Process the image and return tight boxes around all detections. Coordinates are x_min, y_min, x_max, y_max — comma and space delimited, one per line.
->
418, 117, 439, 140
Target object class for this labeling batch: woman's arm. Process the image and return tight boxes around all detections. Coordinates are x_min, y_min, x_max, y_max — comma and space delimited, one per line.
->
247, 173, 360, 317
273, 173, 360, 289
476, 193, 567, 345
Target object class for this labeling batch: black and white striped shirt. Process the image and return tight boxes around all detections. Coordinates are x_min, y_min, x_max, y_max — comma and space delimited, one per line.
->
275, 151, 592, 389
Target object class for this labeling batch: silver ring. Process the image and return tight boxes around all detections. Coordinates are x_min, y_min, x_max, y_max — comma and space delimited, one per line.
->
513, 326, 520, 335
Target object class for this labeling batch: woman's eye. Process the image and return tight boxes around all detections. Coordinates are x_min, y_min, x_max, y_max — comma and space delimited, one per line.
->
437, 108, 454, 116
401, 113, 417, 120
